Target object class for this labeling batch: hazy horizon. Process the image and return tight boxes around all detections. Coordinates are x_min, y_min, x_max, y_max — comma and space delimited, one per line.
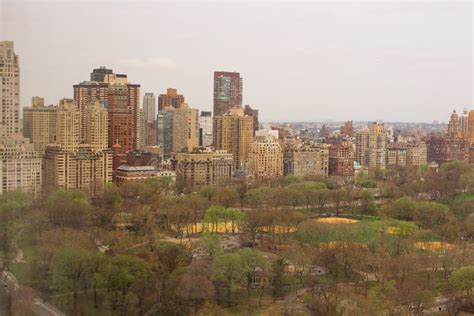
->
2, 0, 473, 123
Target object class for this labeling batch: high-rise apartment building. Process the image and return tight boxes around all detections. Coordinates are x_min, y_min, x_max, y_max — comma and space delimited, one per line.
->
0, 41, 42, 196
244, 105, 259, 134
107, 82, 140, 151
158, 88, 185, 111
328, 140, 355, 177
214, 107, 254, 170
459, 110, 469, 139
213, 71, 243, 116
74, 67, 140, 152
54, 101, 81, 152
23, 101, 58, 154
43, 145, 113, 196
468, 110, 474, 145
84, 101, 109, 152
199, 111, 213, 147
157, 107, 175, 158
0, 41, 21, 138
143, 93, 156, 122
448, 110, 462, 139
248, 132, 284, 179
355, 122, 387, 173
43, 97, 112, 196
31, 96, 45, 107
172, 103, 199, 153
171, 149, 233, 188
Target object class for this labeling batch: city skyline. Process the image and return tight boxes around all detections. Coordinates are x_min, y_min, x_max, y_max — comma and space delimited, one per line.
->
2, 1, 472, 123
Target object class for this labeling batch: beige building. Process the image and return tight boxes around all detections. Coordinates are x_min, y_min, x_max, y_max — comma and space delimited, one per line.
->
248, 133, 284, 179
31, 96, 45, 107
23, 102, 58, 154
214, 107, 254, 170
468, 110, 474, 145
386, 144, 407, 168
84, 101, 109, 151
171, 149, 233, 188
54, 101, 81, 152
0, 135, 42, 196
284, 143, 329, 177
43, 145, 113, 196
0, 41, 42, 196
406, 142, 427, 166
355, 122, 387, 173
172, 102, 199, 153
43, 99, 112, 196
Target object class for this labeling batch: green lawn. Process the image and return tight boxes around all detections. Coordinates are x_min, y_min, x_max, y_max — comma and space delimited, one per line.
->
17, 230, 39, 258
294, 218, 419, 245
9, 262, 34, 286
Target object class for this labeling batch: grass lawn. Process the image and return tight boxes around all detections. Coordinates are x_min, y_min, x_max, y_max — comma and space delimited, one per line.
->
294, 217, 419, 245
17, 229, 39, 258
9, 262, 34, 286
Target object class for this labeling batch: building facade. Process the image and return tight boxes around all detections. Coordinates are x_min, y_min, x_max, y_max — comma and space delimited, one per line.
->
285, 143, 329, 178
214, 107, 254, 170
328, 140, 354, 177
23, 102, 58, 154
43, 145, 113, 196
213, 71, 243, 116
199, 111, 213, 147
171, 149, 233, 188
158, 88, 185, 111
248, 133, 284, 179
0, 41, 42, 196
355, 122, 387, 173
172, 103, 199, 153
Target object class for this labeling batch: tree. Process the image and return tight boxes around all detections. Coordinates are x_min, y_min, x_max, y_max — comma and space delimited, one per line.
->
413, 201, 449, 229
381, 196, 417, 221
271, 257, 286, 301
450, 266, 474, 296
51, 248, 90, 314
46, 190, 92, 229
236, 248, 268, 305
211, 253, 243, 306
100, 255, 151, 315
0, 191, 31, 267
198, 233, 222, 259
203, 206, 226, 233
175, 274, 215, 315
225, 208, 244, 233
214, 187, 240, 208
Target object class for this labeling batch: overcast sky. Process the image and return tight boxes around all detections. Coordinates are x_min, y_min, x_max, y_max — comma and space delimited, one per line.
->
1, 0, 472, 122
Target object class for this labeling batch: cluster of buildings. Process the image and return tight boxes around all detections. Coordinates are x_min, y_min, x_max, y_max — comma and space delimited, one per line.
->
1, 41, 473, 197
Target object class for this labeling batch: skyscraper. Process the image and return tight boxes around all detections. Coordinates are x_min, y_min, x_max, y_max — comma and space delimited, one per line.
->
74, 67, 140, 152
199, 111, 213, 147
158, 88, 185, 110
214, 107, 254, 170
157, 108, 175, 158
107, 82, 141, 151
172, 103, 199, 153
143, 93, 156, 122
0, 41, 20, 137
355, 122, 387, 173
213, 71, 243, 116
0, 41, 42, 196
468, 110, 474, 145
23, 99, 58, 154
